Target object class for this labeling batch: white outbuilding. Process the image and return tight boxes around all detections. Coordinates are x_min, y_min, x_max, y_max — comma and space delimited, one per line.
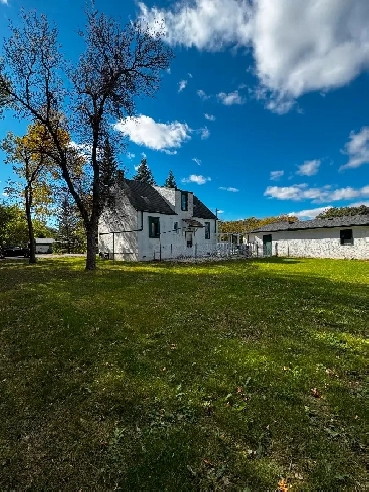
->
249, 215, 369, 260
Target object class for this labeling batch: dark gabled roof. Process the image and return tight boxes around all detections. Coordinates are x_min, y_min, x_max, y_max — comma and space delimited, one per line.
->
193, 195, 217, 220
250, 214, 369, 233
122, 179, 176, 215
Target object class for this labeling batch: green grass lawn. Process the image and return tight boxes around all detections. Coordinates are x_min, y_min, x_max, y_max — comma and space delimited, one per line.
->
0, 257, 367, 490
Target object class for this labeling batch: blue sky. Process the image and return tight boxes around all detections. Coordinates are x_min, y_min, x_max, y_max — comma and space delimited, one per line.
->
1, 0, 369, 220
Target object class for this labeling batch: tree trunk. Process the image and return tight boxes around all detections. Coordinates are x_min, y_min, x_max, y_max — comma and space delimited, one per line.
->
25, 193, 36, 264
85, 224, 96, 270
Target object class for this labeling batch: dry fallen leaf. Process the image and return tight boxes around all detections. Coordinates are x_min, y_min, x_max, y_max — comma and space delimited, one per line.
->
278, 478, 289, 491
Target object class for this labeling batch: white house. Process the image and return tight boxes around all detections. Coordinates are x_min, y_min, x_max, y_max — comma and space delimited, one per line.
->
98, 173, 218, 261
249, 215, 369, 260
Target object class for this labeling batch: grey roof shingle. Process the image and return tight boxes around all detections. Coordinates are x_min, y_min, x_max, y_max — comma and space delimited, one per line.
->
250, 215, 369, 233
193, 195, 217, 220
122, 179, 176, 215
120, 179, 217, 219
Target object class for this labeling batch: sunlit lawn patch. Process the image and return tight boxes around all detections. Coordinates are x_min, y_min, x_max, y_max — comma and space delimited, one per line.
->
0, 257, 367, 489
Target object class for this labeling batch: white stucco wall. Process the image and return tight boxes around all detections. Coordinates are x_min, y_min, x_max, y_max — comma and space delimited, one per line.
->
138, 212, 217, 261
252, 226, 369, 259
98, 191, 140, 261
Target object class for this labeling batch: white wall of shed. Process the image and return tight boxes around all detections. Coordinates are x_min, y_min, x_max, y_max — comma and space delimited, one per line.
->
252, 226, 369, 259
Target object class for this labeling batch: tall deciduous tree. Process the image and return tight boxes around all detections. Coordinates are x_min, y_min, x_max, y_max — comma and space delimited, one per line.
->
133, 157, 156, 185
164, 169, 176, 188
1, 123, 60, 263
0, 9, 173, 270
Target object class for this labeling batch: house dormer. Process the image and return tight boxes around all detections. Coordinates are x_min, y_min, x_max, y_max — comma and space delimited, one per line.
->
155, 187, 194, 217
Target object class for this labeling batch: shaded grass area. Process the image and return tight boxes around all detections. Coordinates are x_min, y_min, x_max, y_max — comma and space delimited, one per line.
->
0, 257, 367, 490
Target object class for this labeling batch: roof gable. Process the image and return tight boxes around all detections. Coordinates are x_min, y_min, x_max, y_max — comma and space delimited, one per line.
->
193, 195, 217, 220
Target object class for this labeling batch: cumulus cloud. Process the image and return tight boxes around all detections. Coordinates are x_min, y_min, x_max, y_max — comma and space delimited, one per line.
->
296, 159, 321, 176
197, 89, 211, 100
289, 206, 332, 219
114, 115, 191, 153
178, 79, 187, 92
204, 113, 216, 121
192, 158, 202, 166
340, 127, 369, 170
265, 183, 369, 203
219, 186, 239, 192
270, 170, 284, 181
182, 174, 211, 185
217, 90, 246, 105
0, 0, 8, 4
139, 0, 369, 109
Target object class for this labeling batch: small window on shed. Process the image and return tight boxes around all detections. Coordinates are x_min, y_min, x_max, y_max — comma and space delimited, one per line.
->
340, 229, 353, 245
149, 217, 160, 238
174, 221, 179, 233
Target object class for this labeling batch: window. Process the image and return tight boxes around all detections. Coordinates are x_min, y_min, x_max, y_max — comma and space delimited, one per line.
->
205, 221, 210, 239
174, 221, 179, 233
148, 217, 160, 238
181, 192, 188, 211
340, 229, 353, 245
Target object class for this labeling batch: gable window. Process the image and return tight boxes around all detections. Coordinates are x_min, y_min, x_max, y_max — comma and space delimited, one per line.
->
149, 217, 160, 238
340, 229, 353, 245
181, 192, 188, 211
174, 221, 179, 233
205, 221, 210, 239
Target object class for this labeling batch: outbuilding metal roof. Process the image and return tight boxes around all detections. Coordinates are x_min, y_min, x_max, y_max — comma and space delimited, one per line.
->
250, 215, 369, 233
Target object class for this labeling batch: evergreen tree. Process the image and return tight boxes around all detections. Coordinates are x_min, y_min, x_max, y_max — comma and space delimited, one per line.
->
164, 169, 177, 188
133, 158, 156, 185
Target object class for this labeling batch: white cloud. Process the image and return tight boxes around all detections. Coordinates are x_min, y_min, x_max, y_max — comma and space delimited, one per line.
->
217, 90, 246, 105
0, 0, 8, 4
270, 170, 284, 181
200, 127, 210, 140
217, 210, 224, 214
192, 158, 202, 166
141, 152, 147, 158
188, 73, 193, 78
265, 183, 369, 203
204, 113, 216, 121
166, 68, 171, 74
197, 89, 211, 100
114, 115, 191, 152
140, 0, 369, 108
289, 206, 332, 220
219, 186, 239, 192
182, 174, 211, 185
178, 79, 187, 92
296, 159, 321, 176
127, 152, 135, 160
340, 127, 369, 170
290, 200, 369, 219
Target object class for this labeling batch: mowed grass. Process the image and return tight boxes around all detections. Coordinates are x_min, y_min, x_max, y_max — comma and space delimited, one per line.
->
0, 257, 367, 490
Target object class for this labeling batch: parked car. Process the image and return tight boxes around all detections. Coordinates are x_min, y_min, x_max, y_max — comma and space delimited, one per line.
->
1, 246, 30, 258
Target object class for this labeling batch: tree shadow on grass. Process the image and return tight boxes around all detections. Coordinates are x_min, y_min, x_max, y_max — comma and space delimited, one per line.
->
0, 258, 367, 489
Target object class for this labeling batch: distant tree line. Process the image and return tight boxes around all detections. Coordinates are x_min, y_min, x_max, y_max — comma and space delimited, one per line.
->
316, 205, 369, 218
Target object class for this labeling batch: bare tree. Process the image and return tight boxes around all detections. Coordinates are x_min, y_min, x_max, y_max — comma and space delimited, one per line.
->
0, 9, 173, 269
